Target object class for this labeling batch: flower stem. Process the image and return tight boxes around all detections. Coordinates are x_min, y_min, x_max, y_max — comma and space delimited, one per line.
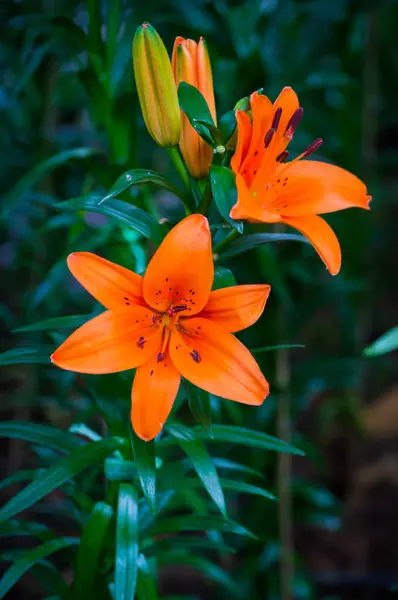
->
167, 146, 191, 192
212, 228, 239, 255
198, 182, 213, 215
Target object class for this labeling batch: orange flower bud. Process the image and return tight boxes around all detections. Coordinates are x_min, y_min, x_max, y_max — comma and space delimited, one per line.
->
133, 23, 181, 147
172, 37, 216, 178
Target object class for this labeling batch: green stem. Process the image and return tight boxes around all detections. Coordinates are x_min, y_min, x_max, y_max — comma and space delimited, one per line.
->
198, 182, 213, 215
212, 229, 239, 255
167, 147, 191, 192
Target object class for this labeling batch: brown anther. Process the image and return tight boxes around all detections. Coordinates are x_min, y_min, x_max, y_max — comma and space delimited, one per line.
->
157, 352, 166, 363
137, 336, 146, 348
284, 107, 304, 138
276, 150, 289, 163
272, 107, 282, 131
302, 138, 323, 158
264, 127, 275, 148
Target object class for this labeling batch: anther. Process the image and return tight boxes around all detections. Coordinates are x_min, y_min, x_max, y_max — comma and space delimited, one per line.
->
168, 304, 187, 316
190, 350, 202, 363
137, 336, 146, 348
272, 107, 282, 131
301, 138, 323, 158
276, 150, 289, 163
264, 127, 275, 148
157, 352, 166, 363
284, 107, 304, 138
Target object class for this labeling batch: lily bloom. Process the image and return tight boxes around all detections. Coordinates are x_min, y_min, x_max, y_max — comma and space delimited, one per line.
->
230, 88, 371, 275
51, 215, 270, 441
172, 37, 216, 178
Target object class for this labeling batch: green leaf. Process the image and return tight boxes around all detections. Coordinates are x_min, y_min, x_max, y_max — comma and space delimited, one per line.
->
159, 425, 304, 456
218, 110, 237, 144
167, 423, 226, 516
0, 519, 50, 540
158, 554, 243, 598
0, 537, 78, 599
13, 315, 90, 333
115, 484, 139, 600
364, 326, 398, 356
0, 421, 83, 453
130, 430, 156, 513
150, 514, 255, 539
3, 148, 96, 216
55, 195, 165, 244
161, 476, 275, 501
178, 82, 215, 129
185, 381, 212, 432
251, 344, 305, 353
218, 232, 309, 259
105, 457, 135, 481
99, 169, 184, 204
0, 469, 42, 491
74, 502, 114, 600
136, 554, 159, 600
0, 346, 53, 366
212, 266, 237, 290
143, 536, 234, 558
210, 166, 242, 233
0, 438, 126, 523
212, 458, 264, 479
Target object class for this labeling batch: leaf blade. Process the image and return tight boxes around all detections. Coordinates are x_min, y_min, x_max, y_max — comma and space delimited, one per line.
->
115, 484, 139, 600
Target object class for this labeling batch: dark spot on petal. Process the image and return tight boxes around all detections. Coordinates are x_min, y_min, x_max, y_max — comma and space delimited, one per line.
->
254, 151, 258, 156
165, 277, 168, 282
150, 370, 154, 376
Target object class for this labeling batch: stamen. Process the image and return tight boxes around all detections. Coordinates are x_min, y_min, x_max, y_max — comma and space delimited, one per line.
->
272, 107, 282, 131
264, 127, 275, 148
276, 150, 289, 163
284, 107, 304, 138
190, 350, 202, 363
167, 304, 187, 317
152, 315, 161, 324
137, 336, 146, 348
302, 138, 323, 158
157, 352, 166, 363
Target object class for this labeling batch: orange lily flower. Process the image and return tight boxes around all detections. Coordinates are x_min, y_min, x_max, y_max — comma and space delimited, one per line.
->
51, 215, 270, 441
230, 87, 371, 275
172, 37, 216, 178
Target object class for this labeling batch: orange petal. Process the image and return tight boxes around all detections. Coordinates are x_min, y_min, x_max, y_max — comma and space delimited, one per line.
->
197, 37, 217, 124
198, 284, 271, 332
143, 214, 213, 316
67, 252, 143, 310
230, 174, 282, 223
240, 91, 273, 177
51, 308, 161, 374
276, 160, 371, 217
170, 318, 269, 405
282, 214, 341, 275
272, 86, 299, 136
131, 353, 180, 441
231, 111, 252, 174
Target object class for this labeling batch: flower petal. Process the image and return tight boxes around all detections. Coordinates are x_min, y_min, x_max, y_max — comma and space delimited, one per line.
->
282, 214, 341, 275
170, 318, 269, 405
231, 111, 252, 173
143, 214, 213, 315
131, 353, 180, 441
272, 86, 299, 135
277, 160, 371, 217
230, 174, 282, 223
51, 308, 161, 374
198, 284, 271, 332
67, 252, 143, 310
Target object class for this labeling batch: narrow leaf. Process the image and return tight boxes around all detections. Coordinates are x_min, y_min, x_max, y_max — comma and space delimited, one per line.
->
55, 195, 165, 244
74, 502, 114, 600
0, 537, 78, 599
99, 169, 184, 204
13, 315, 90, 333
212, 266, 237, 290
116, 484, 139, 600
105, 457, 135, 481
185, 382, 212, 432
136, 554, 159, 600
364, 326, 398, 356
159, 425, 304, 456
218, 232, 309, 259
178, 82, 215, 129
210, 166, 242, 232
130, 430, 156, 512
0, 438, 126, 523
151, 514, 255, 539
0, 421, 83, 453
167, 424, 225, 516
0, 346, 53, 366
251, 344, 305, 353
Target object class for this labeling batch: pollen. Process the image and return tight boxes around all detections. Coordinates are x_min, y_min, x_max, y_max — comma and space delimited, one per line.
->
190, 349, 202, 363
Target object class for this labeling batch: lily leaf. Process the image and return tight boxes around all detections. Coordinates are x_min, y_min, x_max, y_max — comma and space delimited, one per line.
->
55, 195, 165, 244
115, 484, 139, 600
363, 326, 398, 357
210, 166, 243, 233
218, 232, 309, 259
13, 314, 90, 333
130, 430, 156, 513
99, 169, 184, 204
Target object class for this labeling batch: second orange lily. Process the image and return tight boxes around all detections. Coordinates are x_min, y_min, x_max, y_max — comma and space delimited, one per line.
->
51, 215, 270, 441
230, 87, 371, 275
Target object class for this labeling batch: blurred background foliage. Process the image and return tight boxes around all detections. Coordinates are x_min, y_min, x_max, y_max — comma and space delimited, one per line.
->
1, 0, 398, 598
